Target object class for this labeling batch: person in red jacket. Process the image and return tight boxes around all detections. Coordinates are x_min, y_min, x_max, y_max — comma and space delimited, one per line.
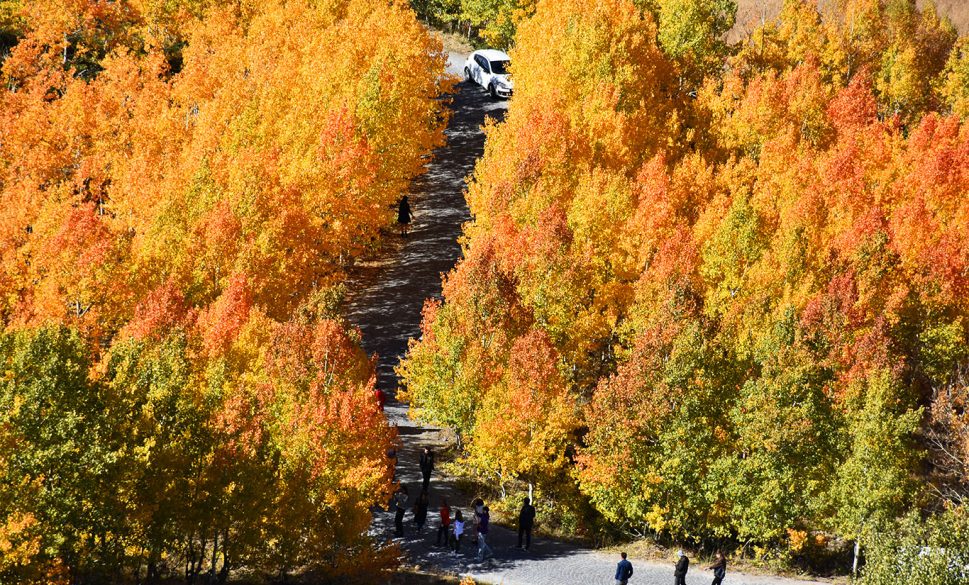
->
436, 497, 451, 547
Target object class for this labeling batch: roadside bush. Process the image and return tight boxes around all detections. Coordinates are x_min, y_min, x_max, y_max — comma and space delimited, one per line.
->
860, 507, 969, 585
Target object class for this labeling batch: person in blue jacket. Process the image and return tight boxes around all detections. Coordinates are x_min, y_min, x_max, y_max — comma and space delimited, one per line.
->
615, 551, 634, 585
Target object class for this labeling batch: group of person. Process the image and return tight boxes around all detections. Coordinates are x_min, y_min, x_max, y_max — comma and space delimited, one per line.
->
392, 446, 436, 538
392, 489, 499, 562
390, 446, 540, 563
392, 445, 730, 584
616, 549, 727, 585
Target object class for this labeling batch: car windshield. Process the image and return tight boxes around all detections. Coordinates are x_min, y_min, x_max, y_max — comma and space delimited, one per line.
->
490, 60, 510, 75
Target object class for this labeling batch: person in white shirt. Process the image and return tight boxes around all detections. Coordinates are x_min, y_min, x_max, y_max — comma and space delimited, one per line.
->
452, 509, 465, 554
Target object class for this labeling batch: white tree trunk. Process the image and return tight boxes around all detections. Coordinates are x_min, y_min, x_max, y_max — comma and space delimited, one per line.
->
852, 540, 860, 576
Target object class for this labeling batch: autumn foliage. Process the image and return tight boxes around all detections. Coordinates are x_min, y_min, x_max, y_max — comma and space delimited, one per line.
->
400, 0, 969, 566
0, 0, 448, 582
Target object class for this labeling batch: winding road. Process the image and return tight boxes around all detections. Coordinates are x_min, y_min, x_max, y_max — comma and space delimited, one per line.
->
344, 53, 823, 585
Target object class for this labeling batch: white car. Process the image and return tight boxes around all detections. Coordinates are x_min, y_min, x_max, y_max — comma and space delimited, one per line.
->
464, 49, 513, 99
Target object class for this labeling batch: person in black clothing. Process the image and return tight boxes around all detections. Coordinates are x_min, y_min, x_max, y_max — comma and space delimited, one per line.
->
708, 550, 726, 585
517, 497, 536, 550
419, 447, 434, 491
386, 447, 399, 484
397, 195, 412, 236
674, 550, 689, 585
393, 486, 408, 537
414, 489, 429, 534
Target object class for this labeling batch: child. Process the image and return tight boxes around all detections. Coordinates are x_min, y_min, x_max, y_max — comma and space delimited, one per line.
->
452, 510, 465, 554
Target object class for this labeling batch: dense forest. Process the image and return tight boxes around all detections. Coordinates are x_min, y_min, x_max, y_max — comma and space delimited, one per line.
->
1, 0, 968, 583
399, 0, 969, 580
0, 0, 449, 582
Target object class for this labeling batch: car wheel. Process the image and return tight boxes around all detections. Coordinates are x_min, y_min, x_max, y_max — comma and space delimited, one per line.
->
464, 67, 472, 82
489, 83, 498, 99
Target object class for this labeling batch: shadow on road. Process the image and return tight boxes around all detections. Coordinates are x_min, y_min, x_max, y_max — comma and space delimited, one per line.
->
344, 76, 507, 398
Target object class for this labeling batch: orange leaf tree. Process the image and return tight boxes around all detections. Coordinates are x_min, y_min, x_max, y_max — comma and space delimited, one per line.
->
0, 0, 448, 580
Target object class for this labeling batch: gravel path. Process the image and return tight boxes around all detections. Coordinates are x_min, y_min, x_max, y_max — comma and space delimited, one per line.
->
344, 53, 824, 585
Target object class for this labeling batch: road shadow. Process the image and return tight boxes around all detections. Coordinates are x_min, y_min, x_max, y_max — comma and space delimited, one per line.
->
344, 76, 508, 397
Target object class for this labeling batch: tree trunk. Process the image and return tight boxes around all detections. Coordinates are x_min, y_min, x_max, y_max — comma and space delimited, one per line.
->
852, 540, 860, 577
218, 528, 230, 585
211, 531, 218, 579
146, 561, 156, 585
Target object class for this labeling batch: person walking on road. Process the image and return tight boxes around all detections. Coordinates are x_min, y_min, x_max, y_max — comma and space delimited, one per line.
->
708, 550, 727, 585
419, 446, 434, 491
674, 550, 690, 585
413, 489, 429, 534
471, 498, 484, 544
615, 551, 634, 585
397, 195, 412, 236
517, 497, 536, 550
393, 486, 408, 537
436, 497, 451, 547
476, 505, 493, 561
452, 509, 465, 554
